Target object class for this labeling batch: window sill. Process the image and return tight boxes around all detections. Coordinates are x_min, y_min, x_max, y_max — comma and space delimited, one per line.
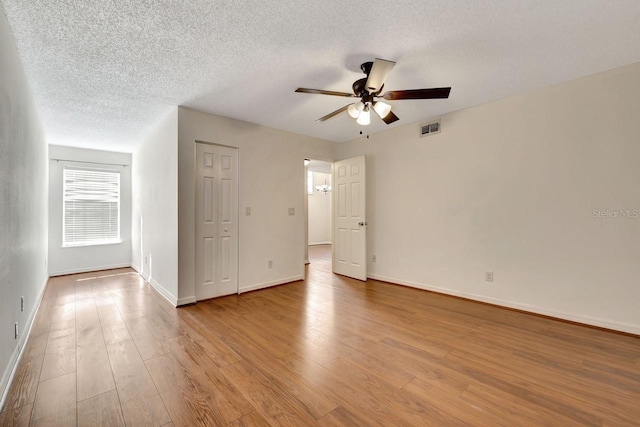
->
62, 240, 122, 248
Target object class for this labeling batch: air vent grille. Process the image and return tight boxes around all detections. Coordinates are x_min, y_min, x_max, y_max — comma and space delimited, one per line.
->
420, 119, 441, 137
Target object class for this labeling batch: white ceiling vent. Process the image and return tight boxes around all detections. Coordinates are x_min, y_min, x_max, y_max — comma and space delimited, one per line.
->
420, 119, 441, 137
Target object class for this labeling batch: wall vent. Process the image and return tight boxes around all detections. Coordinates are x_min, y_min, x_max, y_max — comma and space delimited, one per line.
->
420, 119, 441, 137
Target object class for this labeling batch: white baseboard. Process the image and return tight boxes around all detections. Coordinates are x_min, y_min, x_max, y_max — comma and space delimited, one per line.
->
239, 275, 303, 294
147, 277, 177, 307
1, 274, 48, 411
309, 242, 331, 246
177, 296, 196, 306
49, 263, 131, 277
368, 273, 640, 335
131, 265, 177, 307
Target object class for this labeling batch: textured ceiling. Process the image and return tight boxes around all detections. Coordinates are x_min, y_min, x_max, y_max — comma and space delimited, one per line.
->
3, 0, 640, 152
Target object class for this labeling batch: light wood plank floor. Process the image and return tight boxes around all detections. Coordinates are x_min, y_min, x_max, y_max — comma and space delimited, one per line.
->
1, 244, 639, 426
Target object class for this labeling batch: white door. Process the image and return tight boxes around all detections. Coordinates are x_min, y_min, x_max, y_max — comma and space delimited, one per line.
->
333, 155, 367, 281
195, 143, 239, 300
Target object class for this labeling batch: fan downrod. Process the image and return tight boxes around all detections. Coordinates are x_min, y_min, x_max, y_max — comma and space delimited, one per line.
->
360, 61, 373, 75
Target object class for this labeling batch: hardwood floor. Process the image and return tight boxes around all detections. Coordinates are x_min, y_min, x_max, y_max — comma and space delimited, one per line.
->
1, 244, 639, 426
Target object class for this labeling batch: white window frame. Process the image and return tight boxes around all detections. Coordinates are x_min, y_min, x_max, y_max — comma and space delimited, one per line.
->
62, 167, 122, 247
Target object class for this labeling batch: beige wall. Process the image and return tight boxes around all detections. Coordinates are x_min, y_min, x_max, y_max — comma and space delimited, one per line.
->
0, 3, 49, 405
132, 109, 179, 304
337, 63, 640, 334
177, 107, 335, 302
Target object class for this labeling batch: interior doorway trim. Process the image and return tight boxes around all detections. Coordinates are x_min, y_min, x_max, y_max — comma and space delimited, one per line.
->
195, 140, 239, 150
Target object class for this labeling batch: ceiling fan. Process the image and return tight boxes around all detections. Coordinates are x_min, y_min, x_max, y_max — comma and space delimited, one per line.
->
295, 58, 451, 126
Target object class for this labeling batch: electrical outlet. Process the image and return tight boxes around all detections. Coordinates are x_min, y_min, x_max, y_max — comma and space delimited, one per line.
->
372, 254, 377, 263
485, 271, 494, 282
245, 207, 251, 216
268, 260, 273, 269
14, 323, 19, 339
288, 208, 295, 216
21, 296, 24, 312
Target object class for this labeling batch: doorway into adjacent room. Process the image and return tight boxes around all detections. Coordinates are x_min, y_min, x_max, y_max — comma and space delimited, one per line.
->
303, 155, 368, 281
304, 159, 333, 268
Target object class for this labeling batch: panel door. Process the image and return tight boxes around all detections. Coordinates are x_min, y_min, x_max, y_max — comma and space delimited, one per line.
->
195, 143, 238, 300
333, 155, 367, 281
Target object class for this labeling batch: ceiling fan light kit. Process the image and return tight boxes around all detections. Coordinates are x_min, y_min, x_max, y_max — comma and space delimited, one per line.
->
347, 102, 363, 118
373, 101, 392, 119
356, 105, 371, 125
295, 58, 451, 127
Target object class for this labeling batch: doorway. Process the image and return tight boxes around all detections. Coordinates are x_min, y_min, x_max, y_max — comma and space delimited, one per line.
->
303, 155, 367, 281
305, 159, 333, 267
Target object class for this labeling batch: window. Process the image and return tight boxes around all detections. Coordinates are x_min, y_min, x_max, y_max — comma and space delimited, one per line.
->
63, 167, 121, 246
307, 170, 314, 195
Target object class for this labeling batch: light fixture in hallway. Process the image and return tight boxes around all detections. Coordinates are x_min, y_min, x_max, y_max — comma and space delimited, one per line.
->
315, 179, 332, 195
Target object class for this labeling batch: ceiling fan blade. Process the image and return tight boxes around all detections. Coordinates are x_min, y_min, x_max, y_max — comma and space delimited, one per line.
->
296, 88, 356, 98
380, 110, 399, 125
382, 87, 451, 101
365, 58, 396, 93
316, 104, 351, 122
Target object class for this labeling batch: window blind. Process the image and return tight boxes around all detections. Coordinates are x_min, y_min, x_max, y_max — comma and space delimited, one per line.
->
63, 168, 120, 246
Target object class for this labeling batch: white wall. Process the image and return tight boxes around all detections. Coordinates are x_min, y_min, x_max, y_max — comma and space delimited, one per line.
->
132, 109, 179, 305
0, 3, 49, 406
308, 172, 332, 245
48, 145, 132, 276
337, 62, 640, 334
178, 107, 335, 302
